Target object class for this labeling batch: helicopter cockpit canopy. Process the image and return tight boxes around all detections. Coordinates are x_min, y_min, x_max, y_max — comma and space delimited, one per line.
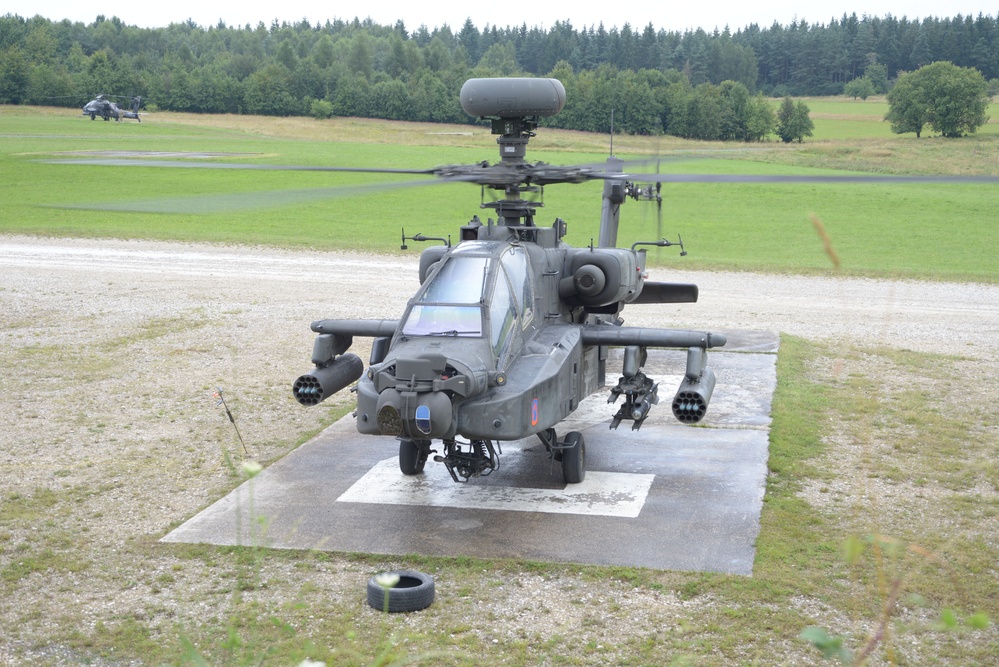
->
400, 243, 534, 359
401, 252, 488, 337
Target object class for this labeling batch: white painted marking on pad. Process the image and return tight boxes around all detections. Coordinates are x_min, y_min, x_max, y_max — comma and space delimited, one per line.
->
337, 458, 655, 518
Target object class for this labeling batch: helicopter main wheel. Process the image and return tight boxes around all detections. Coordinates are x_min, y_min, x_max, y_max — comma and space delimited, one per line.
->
561, 431, 586, 484
399, 439, 430, 475
90, 113, 95, 120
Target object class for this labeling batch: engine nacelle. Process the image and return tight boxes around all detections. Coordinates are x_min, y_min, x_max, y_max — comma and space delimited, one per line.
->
559, 248, 643, 308
418, 245, 449, 284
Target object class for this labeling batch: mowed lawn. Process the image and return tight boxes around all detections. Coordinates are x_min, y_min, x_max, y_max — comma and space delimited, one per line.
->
806, 96, 999, 139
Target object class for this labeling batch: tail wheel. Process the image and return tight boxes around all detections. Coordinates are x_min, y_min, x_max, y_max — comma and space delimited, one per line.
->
561, 431, 585, 484
399, 439, 430, 475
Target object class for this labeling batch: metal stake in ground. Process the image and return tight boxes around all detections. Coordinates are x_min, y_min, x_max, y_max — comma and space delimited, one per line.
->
214, 387, 248, 455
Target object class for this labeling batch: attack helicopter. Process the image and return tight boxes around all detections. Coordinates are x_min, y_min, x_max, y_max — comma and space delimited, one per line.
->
292, 77, 726, 484
82, 94, 143, 121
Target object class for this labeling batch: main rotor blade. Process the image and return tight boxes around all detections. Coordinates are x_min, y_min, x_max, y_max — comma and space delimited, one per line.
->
47, 178, 446, 215
39, 157, 999, 187
595, 172, 999, 184
38, 158, 440, 175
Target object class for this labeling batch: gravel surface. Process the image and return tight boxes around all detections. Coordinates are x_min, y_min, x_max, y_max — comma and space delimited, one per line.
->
2, 234, 997, 663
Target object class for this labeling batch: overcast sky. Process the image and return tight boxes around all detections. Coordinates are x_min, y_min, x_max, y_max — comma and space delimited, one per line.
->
6, 1, 996, 33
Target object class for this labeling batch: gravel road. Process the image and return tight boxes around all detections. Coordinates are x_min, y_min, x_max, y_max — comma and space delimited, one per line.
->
6, 235, 997, 357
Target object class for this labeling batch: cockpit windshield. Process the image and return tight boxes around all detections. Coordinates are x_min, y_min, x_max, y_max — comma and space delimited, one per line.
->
401, 255, 489, 337
401, 305, 482, 336
421, 256, 489, 304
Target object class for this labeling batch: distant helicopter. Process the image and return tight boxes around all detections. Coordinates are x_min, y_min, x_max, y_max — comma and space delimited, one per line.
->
82, 94, 143, 121
291, 78, 726, 484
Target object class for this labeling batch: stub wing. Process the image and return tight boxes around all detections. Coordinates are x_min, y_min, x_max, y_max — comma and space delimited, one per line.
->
581, 324, 726, 430
580, 325, 725, 349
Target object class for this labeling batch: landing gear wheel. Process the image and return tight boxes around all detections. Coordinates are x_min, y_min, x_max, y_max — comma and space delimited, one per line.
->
90, 113, 95, 120
561, 431, 585, 484
399, 439, 430, 475
366, 570, 435, 613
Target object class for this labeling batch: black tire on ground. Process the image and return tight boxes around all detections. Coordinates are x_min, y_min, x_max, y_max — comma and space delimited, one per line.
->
399, 439, 429, 475
562, 431, 585, 484
366, 570, 435, 613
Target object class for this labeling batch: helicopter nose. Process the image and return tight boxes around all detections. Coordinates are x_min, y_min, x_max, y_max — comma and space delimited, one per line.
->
375, 388, 454, 439
359, 351, 497, 439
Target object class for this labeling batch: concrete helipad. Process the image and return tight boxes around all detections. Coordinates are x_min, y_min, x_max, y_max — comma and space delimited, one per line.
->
164, 330, 778, 575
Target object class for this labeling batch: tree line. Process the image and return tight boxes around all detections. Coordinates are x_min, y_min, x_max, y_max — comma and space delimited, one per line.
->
1, 12, 995, 139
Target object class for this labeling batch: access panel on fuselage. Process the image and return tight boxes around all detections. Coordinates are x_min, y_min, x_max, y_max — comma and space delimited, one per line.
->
456, 325, 582, 440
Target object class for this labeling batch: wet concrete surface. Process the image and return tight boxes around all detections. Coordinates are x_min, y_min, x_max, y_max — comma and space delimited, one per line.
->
163, 330, 778, 574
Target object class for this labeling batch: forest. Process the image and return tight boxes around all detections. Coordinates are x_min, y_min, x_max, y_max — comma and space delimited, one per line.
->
2, 11, 998, 139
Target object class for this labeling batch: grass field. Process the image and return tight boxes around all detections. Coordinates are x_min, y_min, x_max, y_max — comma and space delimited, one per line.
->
805, 97, 999, 139
1, 103, 997, 665
2, 103, 998, 282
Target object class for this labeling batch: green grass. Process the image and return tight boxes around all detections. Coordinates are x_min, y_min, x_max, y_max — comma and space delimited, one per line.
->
806, 97, 893, 116
804, 96, 999, 139
2, 105, 998, 281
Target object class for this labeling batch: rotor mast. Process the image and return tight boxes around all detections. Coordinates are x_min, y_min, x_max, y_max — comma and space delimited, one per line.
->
488, 116, 540, 227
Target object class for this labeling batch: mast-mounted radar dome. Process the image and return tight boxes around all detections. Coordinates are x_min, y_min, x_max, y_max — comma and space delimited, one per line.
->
460, 78, 566, 118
